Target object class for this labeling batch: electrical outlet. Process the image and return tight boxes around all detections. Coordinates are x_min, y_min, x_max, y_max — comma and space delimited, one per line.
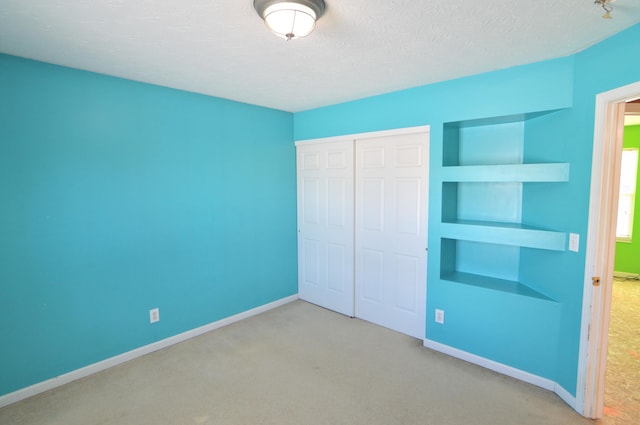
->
435, 309, 445, 324
149, 308, 160, 324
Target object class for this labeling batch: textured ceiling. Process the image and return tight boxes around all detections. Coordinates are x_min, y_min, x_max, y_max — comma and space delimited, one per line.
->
0, 1, 639, 112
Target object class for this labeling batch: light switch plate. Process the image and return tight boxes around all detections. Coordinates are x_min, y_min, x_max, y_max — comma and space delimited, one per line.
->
569, 233, 579, 252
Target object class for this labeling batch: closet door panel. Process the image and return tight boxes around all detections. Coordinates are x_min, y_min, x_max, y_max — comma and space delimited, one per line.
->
361, 248, 384, 303
297, 128, 429, 333
297, 141, 355, 316
355, 132, 429, 338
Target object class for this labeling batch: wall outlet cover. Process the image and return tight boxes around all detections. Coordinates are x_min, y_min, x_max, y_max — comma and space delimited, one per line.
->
149, 308, 160, 324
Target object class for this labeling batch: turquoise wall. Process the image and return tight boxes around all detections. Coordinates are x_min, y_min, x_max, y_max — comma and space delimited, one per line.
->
614, 125, 640, 274
295, 56, 576, 386
0, 55, 297, 396
294, 23, 640, 395
2, 21, 640, 401
453, 122, 524, 282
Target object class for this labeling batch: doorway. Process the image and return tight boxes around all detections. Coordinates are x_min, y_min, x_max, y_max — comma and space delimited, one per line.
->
579, 81, 640, 419
604, 103, 640, 423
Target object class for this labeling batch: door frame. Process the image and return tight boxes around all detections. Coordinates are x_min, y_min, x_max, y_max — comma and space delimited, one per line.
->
578, 80, 640, 417
296, 126, 431, 147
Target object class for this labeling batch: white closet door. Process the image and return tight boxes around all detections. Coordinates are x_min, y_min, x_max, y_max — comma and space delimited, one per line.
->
297, 141, 355, 316
355, 132, 429, 338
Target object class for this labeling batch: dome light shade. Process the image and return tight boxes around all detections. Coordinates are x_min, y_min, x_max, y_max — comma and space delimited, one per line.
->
254, 0, 326, 40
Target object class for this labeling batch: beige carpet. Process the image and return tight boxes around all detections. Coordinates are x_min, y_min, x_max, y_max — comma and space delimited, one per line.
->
0, 300, 594, 425
604, 277, 640, 424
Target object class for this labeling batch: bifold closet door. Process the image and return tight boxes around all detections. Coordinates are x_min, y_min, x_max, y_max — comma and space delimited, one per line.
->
296, 141, 355, 317
355, 132, 429, 339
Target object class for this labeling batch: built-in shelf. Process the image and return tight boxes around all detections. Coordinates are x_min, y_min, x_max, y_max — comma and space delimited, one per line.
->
440, 271, 556, 302
439, 111, 569, 305
434, 111, 569, 373
441, 163, 570, 183
440, 220, 567, 251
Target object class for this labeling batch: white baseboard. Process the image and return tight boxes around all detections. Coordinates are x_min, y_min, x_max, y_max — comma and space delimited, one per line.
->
554, 382, 577, 411
422, 339, 556, 391
0, 294, 299, 409
423, 339, 580, 412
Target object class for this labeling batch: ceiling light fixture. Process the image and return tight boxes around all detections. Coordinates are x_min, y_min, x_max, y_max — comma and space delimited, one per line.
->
594, 0, 615, 19
254, 0, 326, 41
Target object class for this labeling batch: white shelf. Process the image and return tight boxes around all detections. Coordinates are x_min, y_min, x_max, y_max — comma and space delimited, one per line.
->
440, 220, 567, 251
441, 271, 556, 302
441, 163, 570, 182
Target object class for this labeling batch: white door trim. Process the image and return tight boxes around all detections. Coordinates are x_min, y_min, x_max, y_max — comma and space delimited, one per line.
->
295, 125, 431, 146
578, 80, 640, 417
